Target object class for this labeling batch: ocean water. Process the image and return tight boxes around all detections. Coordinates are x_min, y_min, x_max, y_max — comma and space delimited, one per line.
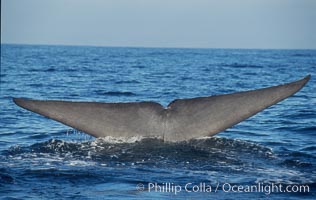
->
0, 44, 315, 199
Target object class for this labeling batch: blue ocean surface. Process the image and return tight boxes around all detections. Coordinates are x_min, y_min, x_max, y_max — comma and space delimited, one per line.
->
0, 44, 315, 199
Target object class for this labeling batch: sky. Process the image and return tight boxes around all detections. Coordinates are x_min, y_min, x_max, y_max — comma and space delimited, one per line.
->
1, 0, 316, 49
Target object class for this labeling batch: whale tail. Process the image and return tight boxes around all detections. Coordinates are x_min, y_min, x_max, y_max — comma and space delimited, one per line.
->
13, 75, 310, 141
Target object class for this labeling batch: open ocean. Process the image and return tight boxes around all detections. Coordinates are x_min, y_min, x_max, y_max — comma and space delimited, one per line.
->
0, 44, 315, 199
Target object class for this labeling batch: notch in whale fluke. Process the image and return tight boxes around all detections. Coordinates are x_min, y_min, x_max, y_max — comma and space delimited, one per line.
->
13, 75, 310, 141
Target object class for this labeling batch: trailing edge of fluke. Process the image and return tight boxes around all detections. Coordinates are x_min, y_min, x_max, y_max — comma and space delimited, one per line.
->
13, 75, 310, 141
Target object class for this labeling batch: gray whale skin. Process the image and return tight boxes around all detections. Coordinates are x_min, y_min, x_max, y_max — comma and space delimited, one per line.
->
13, 75, 310, 141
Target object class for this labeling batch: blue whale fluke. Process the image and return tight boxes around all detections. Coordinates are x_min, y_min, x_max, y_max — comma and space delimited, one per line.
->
13, 75, 310, 141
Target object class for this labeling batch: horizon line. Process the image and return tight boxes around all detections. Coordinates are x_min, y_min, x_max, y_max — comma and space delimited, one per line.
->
1, 42, 316, 51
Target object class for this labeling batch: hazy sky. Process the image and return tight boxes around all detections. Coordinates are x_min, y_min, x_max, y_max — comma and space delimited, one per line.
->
2, 0, 316, 49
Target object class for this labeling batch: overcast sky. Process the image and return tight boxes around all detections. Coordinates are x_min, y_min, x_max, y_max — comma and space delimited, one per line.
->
1, 0, 316, 49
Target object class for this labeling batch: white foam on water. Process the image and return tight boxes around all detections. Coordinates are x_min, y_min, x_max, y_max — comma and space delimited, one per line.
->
92, 135, 155, 144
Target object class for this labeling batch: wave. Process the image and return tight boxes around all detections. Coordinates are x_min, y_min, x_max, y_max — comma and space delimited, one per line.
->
2, 136, 315, 183
95, 90, 136, 96
28, 67, 56, 72
0, 172, 14, 184
221, 63, 263, 68
4, 137, 274, 169
294, 126, 316, 134
1, 137, 315, 196
115, 80, 140, 84
292, 53, 313, 57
